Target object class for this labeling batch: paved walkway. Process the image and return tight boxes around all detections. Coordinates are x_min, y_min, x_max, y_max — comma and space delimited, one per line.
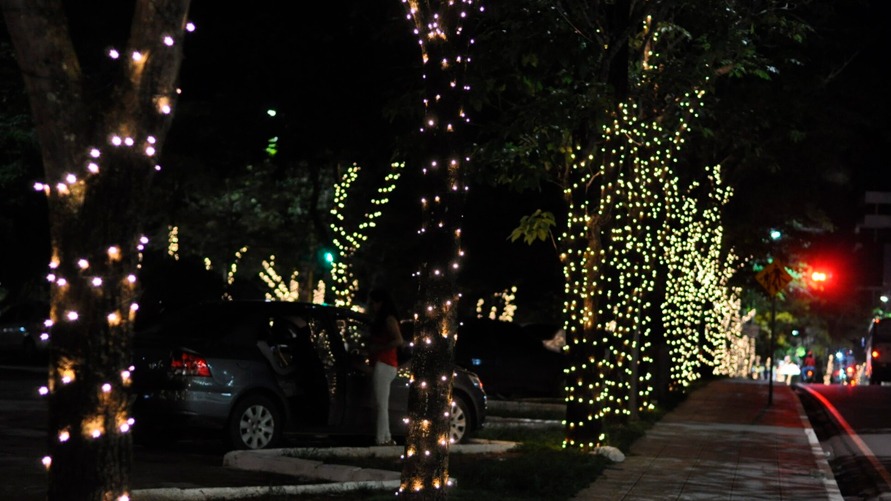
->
572, 378, 843, 501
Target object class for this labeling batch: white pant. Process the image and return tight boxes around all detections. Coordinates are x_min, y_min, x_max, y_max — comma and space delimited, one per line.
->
372, 361, 398, 444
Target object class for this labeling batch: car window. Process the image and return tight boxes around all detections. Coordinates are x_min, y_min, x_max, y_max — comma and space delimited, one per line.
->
337, 315, 371, 355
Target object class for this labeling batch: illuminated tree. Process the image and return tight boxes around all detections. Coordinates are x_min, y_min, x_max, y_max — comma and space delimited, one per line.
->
329, 161, 404, 307
469, 0, 809, 450
661, 165, 744, 387
1, 1, 191, 499
398, 0, 482, 497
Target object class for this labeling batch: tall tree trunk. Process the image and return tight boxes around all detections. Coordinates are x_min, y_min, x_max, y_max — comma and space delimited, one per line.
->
398, 1, 480, 498
1, 1, 190, 498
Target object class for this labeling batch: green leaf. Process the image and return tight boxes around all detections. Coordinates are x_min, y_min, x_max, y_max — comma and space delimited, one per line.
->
508, 209, 556, 245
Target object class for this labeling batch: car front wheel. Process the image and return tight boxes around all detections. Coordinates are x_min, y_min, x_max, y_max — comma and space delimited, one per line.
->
227, 395, 283, 450
449, 394, 471, 444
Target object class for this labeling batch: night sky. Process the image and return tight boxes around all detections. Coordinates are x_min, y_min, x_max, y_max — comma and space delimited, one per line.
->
1, 1, 888, 326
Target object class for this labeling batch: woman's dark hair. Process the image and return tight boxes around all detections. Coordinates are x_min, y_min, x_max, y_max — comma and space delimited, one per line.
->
369, 288, 400, 320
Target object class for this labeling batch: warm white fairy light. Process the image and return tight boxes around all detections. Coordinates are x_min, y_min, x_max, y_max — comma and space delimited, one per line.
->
398, 0, 479, 496
328, 161, 405, 306
31, 10, 193, 500
259, 255, 301, 302
551, 17, 746, 452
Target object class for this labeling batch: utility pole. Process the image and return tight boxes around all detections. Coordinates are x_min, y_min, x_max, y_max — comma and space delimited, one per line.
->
755, 230, 791, 407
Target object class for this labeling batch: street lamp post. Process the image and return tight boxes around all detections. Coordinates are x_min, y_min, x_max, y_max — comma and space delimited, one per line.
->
768, 292, 777, 405
765, 229, 783, 406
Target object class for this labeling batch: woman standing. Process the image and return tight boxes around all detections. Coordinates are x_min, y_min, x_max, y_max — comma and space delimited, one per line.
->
367, 288, 404, 445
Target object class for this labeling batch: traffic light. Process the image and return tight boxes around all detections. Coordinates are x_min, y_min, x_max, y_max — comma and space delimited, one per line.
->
317, 248, 336, 268
801, 261, 834, 293
810, 270, 829, 289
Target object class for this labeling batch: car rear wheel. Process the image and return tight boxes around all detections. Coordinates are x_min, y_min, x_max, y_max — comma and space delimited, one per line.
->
227, 395, 282, 450
449, 394, 471, 444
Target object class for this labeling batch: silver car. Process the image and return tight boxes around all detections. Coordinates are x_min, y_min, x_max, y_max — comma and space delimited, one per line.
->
130, 300, 486, 450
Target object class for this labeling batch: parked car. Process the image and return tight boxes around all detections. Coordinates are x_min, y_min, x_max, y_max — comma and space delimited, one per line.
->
403, 317, 567, 399
0, 301, 50, 363
130, 300, 486, 450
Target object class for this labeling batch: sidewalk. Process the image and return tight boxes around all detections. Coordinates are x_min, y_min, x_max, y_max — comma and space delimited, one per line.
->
572, 378, 843, 500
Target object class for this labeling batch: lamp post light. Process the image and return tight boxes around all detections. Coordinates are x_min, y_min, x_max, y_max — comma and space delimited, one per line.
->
766, 229, 782, 405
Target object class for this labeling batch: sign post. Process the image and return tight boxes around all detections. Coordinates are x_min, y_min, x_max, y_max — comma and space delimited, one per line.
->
755, 260, 792, 405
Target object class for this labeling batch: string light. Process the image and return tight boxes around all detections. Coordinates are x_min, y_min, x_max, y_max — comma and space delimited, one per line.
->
328, 162, 405, 307
30, 10, 194, 501
559, 82, 744, 448
398, 0, 481, 496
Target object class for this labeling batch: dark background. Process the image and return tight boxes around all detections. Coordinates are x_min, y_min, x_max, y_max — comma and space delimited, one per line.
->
1, 1, 888, 330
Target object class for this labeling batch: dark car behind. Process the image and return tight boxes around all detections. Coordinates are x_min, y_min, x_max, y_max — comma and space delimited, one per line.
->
402, 317, 567, 400
866, 318, 891, 385
454, 318, 566, 399
0, 301, 49, 363
130, 300, 486, 450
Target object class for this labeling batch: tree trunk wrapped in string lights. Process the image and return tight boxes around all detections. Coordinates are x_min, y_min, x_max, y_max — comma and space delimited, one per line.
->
398, 0, 482, 498
1, 1, 191, 499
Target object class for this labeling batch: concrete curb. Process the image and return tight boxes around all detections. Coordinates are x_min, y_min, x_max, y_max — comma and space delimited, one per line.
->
131, 439, 519, 500
132, 480, 401, 501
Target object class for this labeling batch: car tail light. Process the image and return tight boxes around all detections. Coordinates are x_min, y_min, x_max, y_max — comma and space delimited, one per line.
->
169, 351, 211, 377
846, 366, 855, 376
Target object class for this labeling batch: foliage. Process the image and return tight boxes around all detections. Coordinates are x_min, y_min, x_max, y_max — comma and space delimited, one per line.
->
507, 209, 556, 245
143, 157, 339, 298
457, 0, 821, 448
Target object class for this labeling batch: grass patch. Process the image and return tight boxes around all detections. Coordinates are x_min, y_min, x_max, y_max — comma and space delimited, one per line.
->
309, 413, 658, 500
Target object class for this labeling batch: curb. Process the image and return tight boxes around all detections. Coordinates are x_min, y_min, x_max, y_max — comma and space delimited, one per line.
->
131, 439, 518, 501
132, 480, 401, 501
